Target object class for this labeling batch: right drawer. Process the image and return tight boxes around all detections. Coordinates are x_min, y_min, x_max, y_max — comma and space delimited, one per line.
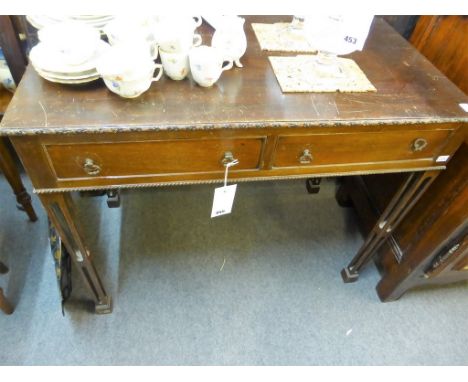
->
273, 129, 452, 168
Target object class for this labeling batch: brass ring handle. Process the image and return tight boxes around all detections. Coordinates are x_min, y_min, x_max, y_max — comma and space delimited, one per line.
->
83, 158, 101, 176
221, 151, 239, 167
299, 149, 313, 164
412, 138, 428, 152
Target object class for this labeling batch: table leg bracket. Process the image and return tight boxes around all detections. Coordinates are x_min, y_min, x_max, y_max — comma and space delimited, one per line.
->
341, 267, 360, 283
95, 296, 112, 314
306, 178, 321, 194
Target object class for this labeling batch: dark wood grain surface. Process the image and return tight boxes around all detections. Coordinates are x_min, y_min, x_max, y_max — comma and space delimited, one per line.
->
1, 16, 467, 135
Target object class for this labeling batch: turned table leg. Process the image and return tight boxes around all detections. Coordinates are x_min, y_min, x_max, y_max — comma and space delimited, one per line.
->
39, 192, 112, 314
342, 170, 439, 282
0, 137, 38, 222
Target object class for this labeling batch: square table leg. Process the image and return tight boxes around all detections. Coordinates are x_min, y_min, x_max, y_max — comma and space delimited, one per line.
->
342, 170, 440, 282
39, 192, 112, 314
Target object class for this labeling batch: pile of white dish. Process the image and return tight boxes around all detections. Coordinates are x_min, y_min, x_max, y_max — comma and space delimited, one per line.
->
29, 21, 110, 84
26, 15, 249, 96
26, 15, 114, 31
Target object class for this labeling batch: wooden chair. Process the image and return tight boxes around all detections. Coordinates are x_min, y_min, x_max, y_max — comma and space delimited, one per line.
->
0, 16, 37, 315
0, 16, 37, 221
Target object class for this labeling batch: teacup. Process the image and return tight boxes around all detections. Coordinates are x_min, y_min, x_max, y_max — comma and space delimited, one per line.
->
153, 15, 202, 36
189, 46, 233, 87
96, 45, 163, 98
156, 16, 203, 53
101, 63, 163, 98
96, 43, 156, 76
159, 49, 190, 81
158, 31, 202, 53
104, 17, 158, 59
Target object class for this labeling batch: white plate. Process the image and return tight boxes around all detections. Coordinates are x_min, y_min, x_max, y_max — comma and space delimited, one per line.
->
34, 65, 99, 80
26, 15, 67, 29
35, 66, 98, 78
27, 15, 114, 30
70, 15, 113, 20
29, 40, 110, 74
36, 71, 101, 84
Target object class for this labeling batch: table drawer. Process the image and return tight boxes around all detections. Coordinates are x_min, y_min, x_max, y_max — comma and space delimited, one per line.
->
273, 129, 452, 168
45, 137, 264, 179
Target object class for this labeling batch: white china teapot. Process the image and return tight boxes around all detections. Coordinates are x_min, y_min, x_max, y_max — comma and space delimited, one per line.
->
211, 16, 247, 68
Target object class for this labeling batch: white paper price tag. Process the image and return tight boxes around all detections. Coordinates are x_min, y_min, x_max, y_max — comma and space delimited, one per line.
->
211, 156, 239, 218
211, 184, 237, 218
436, 155, 450, 163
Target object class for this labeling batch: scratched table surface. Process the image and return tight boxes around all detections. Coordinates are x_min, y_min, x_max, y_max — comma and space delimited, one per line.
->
1, 16, 467, 136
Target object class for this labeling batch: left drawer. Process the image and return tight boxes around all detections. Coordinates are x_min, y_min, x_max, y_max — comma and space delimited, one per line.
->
44, 138, 264, 179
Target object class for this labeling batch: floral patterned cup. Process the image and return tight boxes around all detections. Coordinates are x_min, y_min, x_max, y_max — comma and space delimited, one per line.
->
97, 45, 163, 98
101, 63, 163, 98
189, 46, 233, 87
160, 49, 190, 81
156, 16, 203, 53
104, 17, 159, 60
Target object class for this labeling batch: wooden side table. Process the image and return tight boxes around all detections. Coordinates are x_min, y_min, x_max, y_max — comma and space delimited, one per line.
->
1, 17, 467, 313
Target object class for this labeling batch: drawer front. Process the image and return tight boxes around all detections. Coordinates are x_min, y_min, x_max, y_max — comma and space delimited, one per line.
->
45, 138, 264, 179
273, 129, 451, 168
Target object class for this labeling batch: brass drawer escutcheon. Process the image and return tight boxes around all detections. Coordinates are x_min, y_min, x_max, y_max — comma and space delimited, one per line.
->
221, 151, 239, 167
299, 149, 313, 164
411, 138, 428, 152
83, 158, 101, 176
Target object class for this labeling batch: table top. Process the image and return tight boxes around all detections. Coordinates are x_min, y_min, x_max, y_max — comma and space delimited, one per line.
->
1, 16, 467, 136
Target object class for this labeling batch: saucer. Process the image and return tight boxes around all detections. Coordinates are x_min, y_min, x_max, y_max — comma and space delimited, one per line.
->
30, 40, 110, 75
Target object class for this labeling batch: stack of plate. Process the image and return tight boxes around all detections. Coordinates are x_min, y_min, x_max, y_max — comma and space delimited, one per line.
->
26, 15, 67, 29
26, 15, 114, 31
68, 15, 115, 30
29, 40, 110, 84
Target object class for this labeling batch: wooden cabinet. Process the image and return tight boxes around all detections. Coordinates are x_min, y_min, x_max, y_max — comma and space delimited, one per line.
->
340, 16, 468, 301
375, 142, 468, 300
410, 16, 468, 95
423, 231, 468, 279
